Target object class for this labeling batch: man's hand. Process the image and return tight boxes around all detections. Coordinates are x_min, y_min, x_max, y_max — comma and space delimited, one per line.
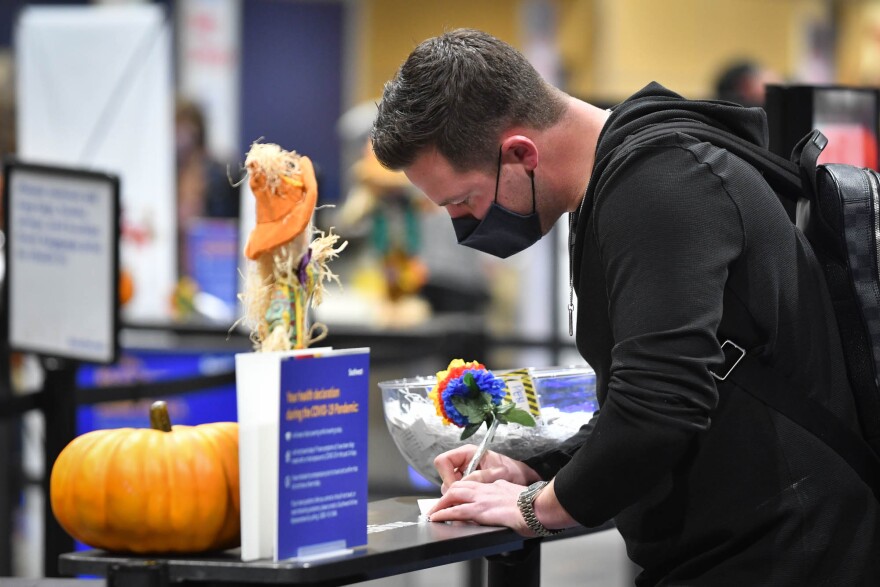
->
426, 479, 534, 535
433, 446, 541, 494
427, 477, 579, 537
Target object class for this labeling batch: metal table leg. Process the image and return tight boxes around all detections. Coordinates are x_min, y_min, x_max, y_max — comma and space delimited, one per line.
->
486, 539, 541, 587
42, 360, 77, 577
465, 557, 485, 587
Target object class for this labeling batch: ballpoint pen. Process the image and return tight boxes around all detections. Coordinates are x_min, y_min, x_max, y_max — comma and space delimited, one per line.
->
462, 417, 500, 477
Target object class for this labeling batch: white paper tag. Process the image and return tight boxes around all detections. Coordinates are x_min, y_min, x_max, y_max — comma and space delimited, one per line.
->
417, 498, 441, 516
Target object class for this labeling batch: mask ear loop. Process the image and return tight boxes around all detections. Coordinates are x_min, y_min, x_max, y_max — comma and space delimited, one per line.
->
493, 146, 503, 202
528, 170, 536, 214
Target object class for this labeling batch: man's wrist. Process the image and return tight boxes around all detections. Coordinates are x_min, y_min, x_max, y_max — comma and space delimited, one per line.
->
533, 479, 577, 530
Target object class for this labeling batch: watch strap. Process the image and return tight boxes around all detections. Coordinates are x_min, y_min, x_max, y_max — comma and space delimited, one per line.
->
517, 481, 563, 537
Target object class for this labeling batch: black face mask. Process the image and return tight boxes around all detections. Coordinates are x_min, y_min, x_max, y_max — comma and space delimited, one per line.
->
451, 148, 543, 259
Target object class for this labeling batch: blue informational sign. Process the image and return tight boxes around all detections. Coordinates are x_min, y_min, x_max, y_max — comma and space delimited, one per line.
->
186, 218, 239, 311
276, 351, 370, 560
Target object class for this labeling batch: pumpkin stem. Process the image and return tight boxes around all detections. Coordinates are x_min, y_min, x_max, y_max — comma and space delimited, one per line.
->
150, 401, 173, 432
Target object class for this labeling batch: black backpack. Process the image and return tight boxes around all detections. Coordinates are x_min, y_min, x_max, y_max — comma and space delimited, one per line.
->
628, 121, 880, 500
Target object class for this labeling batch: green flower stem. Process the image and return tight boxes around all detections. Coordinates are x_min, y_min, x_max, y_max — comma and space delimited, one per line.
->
462, 416, 500, 477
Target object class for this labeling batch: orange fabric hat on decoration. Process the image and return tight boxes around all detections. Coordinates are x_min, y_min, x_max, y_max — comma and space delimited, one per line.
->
244, 154, 318, 260
355, 141, 412, 193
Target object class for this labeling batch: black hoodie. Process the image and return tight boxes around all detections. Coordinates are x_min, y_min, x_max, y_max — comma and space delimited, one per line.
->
525, 83, 880, 585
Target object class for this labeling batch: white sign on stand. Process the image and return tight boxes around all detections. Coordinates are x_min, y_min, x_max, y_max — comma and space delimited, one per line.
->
235, 347, 370, 562
3, 161, 120, 364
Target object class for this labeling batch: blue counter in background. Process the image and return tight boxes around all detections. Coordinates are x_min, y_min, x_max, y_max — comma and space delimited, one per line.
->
76, 348, 238, 433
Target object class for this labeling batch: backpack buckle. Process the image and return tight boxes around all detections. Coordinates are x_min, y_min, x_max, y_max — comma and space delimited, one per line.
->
710, 340, 746, 381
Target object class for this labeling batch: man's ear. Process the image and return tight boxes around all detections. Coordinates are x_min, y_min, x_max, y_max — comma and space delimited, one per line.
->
500, 135, 538, 172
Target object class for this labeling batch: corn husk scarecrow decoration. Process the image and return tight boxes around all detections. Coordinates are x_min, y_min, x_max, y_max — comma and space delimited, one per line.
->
341, 141, 428, 301
239, 142, 347, 351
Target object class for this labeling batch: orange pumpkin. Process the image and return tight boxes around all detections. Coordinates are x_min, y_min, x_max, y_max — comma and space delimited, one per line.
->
118, 268, 134, 307
50, 401, 240, 553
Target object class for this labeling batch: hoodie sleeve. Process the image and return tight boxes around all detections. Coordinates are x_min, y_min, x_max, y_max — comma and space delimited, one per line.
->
522, 411, 599, 479
552, 137, 745, 527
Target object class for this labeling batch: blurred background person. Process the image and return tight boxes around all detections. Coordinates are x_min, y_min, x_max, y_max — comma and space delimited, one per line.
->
714, 60, 782, 108
175, 98, 239, 266
173, 98, 241, 321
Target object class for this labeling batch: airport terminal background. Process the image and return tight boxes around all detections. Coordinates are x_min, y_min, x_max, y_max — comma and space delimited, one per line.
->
2, 0, 880, 585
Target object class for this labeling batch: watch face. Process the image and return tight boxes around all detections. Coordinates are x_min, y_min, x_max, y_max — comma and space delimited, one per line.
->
527, 481, 547, 499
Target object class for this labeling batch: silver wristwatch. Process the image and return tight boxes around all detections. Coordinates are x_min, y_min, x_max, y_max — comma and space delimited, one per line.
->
517, 481, 563, 537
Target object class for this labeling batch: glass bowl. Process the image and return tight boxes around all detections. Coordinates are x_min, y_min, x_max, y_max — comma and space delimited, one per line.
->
378, 365, 597, 486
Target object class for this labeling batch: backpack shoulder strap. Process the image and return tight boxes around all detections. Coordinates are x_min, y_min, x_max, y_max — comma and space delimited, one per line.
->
790, 129, 828, 197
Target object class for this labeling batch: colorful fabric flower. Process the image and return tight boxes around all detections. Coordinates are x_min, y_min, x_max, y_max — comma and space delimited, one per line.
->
429, 359, 485, 425
429, 359, 537, 439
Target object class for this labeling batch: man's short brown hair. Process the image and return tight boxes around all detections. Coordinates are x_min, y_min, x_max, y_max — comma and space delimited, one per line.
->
371, 29, 565, 173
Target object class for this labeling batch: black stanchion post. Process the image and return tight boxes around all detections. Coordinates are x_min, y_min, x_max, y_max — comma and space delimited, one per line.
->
0, 413, 13, 576
42, 357, 77, 577
487, 540, 541, 587
0, 309, 13, 575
